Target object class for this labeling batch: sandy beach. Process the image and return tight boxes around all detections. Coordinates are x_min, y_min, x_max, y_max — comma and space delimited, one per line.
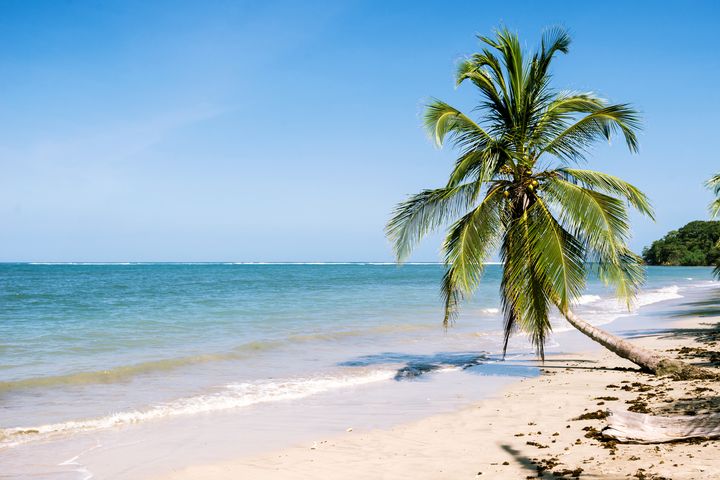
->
157, 313, 720, 480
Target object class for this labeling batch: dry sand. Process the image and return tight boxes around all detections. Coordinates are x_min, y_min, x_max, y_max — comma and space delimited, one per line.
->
157, 315, 720, 480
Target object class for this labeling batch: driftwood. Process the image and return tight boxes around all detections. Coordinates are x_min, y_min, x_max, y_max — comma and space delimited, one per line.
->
602, 409, 720, 443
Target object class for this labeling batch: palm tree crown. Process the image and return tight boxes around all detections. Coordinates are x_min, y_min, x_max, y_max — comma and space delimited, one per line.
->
386, 27, 654, 358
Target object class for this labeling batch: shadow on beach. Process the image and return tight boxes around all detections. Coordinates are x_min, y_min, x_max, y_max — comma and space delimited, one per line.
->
338, 351, 574, 380
500, 444, 604, 478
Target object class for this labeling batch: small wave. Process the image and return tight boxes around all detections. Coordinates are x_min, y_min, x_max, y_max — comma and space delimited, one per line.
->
480, 307, 500, 314
637, 285, 682, 306
0, 370, 395, 448
0, 353, 246, 393
232, 262, 360, 265
574, 294, 601, 306
28, 262, 136, 266
0, 337, 298, 394
552, 285, 685, 333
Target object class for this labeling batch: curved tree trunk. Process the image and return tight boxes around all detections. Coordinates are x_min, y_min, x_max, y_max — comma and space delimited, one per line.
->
562, 309, 718, 380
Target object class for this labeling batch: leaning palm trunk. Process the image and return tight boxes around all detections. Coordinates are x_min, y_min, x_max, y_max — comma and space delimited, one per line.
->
563, 309, 717, 379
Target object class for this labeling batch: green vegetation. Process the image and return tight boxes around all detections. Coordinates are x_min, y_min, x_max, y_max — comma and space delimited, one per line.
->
386, 26, 711, 378
642, 221, 720, 266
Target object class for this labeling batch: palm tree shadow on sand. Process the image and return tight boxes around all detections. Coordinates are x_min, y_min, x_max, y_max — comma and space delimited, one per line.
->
340, 350, 650, 380
338, 351, 576, 381
499, 444, 605, 478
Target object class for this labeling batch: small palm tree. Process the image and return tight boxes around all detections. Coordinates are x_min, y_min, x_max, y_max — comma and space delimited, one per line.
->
387, 27, 713, 379
707, 173, 720, 219
706, 173, 720, 277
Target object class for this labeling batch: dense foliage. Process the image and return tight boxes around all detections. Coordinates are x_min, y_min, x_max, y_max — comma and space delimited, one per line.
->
642, 221, 720, 266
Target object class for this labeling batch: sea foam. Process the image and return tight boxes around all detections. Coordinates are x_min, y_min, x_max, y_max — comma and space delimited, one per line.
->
0, 369, 396, 448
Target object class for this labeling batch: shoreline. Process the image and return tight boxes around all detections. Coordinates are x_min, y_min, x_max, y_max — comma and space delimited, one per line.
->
156, 312, 720, 479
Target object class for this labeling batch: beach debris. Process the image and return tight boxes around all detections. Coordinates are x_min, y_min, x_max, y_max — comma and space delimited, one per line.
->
632, 469, 671, 480
525, 440, 548, 449
671, 346, 720, 365
582, 426, 601, 440
552, 467, 583, 477
626, 397, 651, 414
602, 409, 720, 443
572, 410, 609, 421
346, 427, 353, 432
532, 457, 560, 476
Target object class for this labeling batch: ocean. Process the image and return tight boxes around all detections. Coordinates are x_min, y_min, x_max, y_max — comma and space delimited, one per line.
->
0, 263, 715, 478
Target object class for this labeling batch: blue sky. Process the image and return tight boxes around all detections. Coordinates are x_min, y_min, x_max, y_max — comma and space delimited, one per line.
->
0, 0, 718, 262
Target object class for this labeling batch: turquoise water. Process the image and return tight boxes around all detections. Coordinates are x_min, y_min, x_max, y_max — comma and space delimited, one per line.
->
0, 263, 715, 452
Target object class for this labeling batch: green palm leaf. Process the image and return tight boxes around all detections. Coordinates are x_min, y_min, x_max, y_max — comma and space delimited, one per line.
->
559, 168, 654, 218
424, 100, 493, 149
706, 173, 720, 219
539, 105, 641, 162
386, 182, 480, 262
441, 189, 504, 327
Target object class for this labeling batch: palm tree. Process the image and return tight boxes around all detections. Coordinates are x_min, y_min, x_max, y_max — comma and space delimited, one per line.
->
707, 173, 720, 218
706, 173, 720, 278
387, 27, 715, 379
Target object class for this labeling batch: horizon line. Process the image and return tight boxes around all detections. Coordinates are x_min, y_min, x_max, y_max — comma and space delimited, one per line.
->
3, 261, 451, 265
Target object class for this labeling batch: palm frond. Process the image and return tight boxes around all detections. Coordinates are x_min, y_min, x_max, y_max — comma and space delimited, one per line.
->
456, 59, 504, 105
446, 142, 512, 187
499, 205, 556, 358
596, 247, 645, 308
539, 105, 641, 162
467, 49, 508, 96
530, 199, 586, 311
529, 92, 607, 149
544, 176, 630, 250
706, 173, 720, 219
542, 176, 645, 304
441, 189, 504, 327
559, 168, 654, 219
538, 26, 570, 71
386, 182, 480, 262
424, 99, 493, 149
